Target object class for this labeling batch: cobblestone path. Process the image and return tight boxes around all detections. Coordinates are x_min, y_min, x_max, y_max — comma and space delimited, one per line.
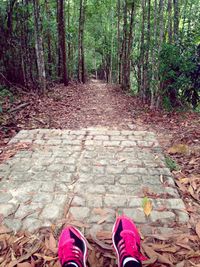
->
0, 128, 188, 233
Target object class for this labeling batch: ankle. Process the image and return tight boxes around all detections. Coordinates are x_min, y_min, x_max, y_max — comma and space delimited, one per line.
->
123, 257, 142, 267
63, 262, 79, 267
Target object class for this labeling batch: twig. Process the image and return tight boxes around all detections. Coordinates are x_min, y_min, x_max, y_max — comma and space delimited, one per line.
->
8, 102, 29, 113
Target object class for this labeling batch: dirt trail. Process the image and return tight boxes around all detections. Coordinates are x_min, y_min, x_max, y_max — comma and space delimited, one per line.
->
74, 79, 138, 129
15, 79, 143, 131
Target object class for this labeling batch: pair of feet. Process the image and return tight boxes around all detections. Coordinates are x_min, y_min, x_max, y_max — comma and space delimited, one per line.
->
58, 215, 146, 267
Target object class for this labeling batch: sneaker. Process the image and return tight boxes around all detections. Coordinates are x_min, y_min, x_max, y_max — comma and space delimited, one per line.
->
112, 215, 145, 267
58, 226, 88, 267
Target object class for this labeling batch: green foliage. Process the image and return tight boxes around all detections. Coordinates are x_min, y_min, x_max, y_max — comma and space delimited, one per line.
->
0, 86, 14, 113
159, 43, 199, 108
165, 155, 179, 171
162, 96, 173, 111
0, 86, 13, 102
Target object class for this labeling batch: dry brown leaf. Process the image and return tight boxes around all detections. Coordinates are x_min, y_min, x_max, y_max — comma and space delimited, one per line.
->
8, 241, 42, 267
93, 208, 108, 217
151, 243, 177, 253
68, 220, 89, 228
97, 216, 108, 225
142, 244, 173, 265
17, 263, 32, 267
90, 233, 112, 251
33, 253, 57, 262
175, 261, 185, 267
143, 197, 152, 217
168, 144, 189, 155
195, 221, 200, 239
48, 233, 57, 254
96, 231, 112, 240
0, 225, 12, 234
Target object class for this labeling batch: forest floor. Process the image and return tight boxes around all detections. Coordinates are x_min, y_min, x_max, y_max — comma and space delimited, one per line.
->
0, 80, 200, 266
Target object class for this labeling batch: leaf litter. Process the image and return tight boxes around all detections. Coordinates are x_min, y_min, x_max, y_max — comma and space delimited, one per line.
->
0, 222, 200, 266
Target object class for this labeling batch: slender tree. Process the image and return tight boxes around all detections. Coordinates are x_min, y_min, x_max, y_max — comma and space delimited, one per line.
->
57, 0, 68, 86
33, 0, 46, 93
78, 0, 86, 83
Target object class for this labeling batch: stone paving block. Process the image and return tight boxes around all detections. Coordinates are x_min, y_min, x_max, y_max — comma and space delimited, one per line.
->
0, 204, 18, 217
93, 175, 115, 185
93, 166, 105, 174
85, 140, 103, 146
0, 163, 11, 173
69, 207, 90, 221
118, 175, 142, 184
53, 194, 68, 206
93, 135, 109, 141
63, 140, 81, 145
47, 164, 65, 172
74, 184, 106, 194
15, 203, 43, 218
107, 166, 124, 174
121, 141, 137, 147
4, 218, 22, 232
86, 195, 103, 207
72, 196, 86, 206
175, 211, 189, 223
150, 211, 176, 223
0, 192, 13, 203
40, 204, 63, 220
104, 195, 127, 207
105, 185, 127, 194
103, 141, 120, 147
110, 135, 127, 141
121, 208, 146, 223
126, 167, 148, 175
154, 199, 185, 210
32, 193, 53, 204
40, 182, 56, 192
128, 197, 143, 207
23, 218, 42, 232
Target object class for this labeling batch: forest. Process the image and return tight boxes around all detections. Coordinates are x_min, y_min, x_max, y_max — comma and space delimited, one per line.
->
0, 0, 199, 110
0, 1, 200, 266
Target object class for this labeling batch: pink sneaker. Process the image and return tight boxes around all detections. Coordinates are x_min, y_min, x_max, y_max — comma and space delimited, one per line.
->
112, 215, 146, 267
58, 226, 88, 267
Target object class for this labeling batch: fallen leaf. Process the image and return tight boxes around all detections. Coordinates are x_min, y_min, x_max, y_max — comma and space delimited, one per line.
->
0, 225, 12, 234
142, 197, 152, 217
195, 221, 200, 239
17, 263, 32, 267
48, 233, 57, 253
168, 144, 189, 155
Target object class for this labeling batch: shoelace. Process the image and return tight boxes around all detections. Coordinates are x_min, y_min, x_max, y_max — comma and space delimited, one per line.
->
59, 238, 83, 266
117, 230, 141, 264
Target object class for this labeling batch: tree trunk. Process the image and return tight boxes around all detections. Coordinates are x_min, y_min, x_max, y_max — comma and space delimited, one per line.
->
78, 0, 86, 83
121, 1, 128, 89
173, 0, 179, 42
57, 0, 68, 86
33, 0, 46, 93
150, 0, 158, 108
117, 0, 121, 84
144, 0, 151, 99
45, 0, 53, 78
168, 0, 173, 43
140, 0, 146, 100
